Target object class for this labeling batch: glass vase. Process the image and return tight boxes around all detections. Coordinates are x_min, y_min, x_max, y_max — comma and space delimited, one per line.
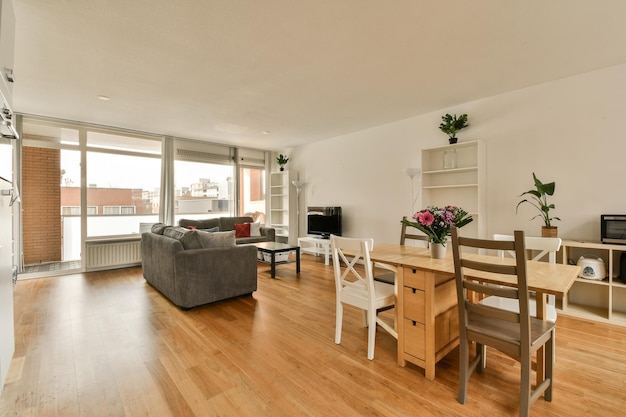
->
443, 148, 457, 170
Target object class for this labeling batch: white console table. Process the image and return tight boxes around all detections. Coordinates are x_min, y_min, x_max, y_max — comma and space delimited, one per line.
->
298, 236, 331, 265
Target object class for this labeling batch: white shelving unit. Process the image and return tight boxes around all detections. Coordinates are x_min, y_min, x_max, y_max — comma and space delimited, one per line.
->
269, 170, 298, 244
560, 240, 626, 326
421, 140, 486, 239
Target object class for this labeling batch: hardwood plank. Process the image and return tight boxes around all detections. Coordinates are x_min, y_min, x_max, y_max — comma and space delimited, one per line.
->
1, 255, 625, 416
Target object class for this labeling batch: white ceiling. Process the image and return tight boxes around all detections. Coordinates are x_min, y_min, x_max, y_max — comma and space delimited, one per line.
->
11, 0, 626, 150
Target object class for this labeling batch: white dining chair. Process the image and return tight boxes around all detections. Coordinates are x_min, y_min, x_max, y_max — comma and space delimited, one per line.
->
480, 234, 562, 323
330, 235, 397, 360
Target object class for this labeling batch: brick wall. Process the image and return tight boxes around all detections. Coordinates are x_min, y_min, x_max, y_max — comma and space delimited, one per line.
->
22, 147, 62, 264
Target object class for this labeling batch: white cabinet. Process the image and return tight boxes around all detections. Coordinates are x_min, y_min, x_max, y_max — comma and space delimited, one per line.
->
269, 170, 298, 244
421, 140, 486, 239
0, 177, 14, 394
560, 240, 626, 326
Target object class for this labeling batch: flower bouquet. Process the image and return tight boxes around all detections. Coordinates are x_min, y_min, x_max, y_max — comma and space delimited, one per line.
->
402, 205, 473, 246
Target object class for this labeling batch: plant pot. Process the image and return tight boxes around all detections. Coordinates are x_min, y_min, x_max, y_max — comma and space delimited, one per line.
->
448, 137, 458, 144
279, 166, 285, 171
429, 242, 447, 259
541, 226, 558, 238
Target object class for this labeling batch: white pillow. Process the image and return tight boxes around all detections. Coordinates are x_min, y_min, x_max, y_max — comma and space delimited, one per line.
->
248, 222, 261, 237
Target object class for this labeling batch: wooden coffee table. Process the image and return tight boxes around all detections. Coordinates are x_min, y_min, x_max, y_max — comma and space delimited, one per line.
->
252, 242, 300, 278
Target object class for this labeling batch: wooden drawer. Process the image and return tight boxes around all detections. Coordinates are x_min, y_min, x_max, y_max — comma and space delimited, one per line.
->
403, 267, 425, 290
403, 318, 425, 360
403, 286, 425, 323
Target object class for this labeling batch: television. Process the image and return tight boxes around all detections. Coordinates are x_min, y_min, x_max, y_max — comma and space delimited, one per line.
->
307, 206, 342, 239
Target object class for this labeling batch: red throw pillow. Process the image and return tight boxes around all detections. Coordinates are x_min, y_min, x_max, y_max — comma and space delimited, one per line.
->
234, 223, 250, 238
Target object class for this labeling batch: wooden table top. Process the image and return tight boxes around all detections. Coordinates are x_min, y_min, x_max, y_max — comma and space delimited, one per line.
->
369, 243, 581, 297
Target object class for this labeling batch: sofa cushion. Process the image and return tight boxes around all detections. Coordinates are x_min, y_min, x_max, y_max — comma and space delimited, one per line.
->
151, 223, 167, 235
203, 226, 220, 232
249, 222, 261, 237
236, 236, 270, 244
197, 230, 236, 248
179, 218, 221, 230
163, 226, 203, 250
219, 216, 254, 231
235, 223, 250, 238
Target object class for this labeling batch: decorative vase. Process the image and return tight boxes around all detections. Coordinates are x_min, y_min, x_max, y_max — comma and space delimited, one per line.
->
541, 226, 558, 238
443, 148, 457, 170
429, 242, 447, 259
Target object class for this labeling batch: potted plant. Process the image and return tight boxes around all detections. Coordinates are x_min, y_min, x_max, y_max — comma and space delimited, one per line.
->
401, 205, 473, 258
439, 113, 469, 144
516, 172, 560, 237
276, 154, 289, 171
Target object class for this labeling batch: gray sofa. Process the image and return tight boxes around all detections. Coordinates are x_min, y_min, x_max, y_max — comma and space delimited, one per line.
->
141, 225, 258, 309
178, 216, 275, 244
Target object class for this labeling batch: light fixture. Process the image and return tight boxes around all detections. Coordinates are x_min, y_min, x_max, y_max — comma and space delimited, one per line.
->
403, 168, 421, 215
97, 95, 110, 101
292, 180, 305, 238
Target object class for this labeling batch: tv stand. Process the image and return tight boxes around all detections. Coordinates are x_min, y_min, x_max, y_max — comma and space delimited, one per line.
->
298, 236, 331, 265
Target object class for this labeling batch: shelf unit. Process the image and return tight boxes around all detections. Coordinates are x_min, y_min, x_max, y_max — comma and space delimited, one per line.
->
268, 170, 298, 244
559, 240, 626, 326
421, 140, 486, 239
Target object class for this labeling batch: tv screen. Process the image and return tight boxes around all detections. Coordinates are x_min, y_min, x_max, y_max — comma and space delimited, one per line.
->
307, 206, 342, 238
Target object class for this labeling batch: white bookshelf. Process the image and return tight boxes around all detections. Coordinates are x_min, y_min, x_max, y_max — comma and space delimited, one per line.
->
421, 140, 486, 239
560, 240, 626, 326
269, 170, 298, 244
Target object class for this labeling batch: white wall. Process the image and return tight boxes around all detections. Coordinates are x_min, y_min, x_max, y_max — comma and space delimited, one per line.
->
290, 63, 626, 244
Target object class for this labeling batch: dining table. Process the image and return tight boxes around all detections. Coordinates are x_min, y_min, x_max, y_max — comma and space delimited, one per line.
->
369, 243, 581, 384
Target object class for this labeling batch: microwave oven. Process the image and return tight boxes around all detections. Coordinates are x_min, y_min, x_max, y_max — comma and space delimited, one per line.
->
601, 215, 626, 244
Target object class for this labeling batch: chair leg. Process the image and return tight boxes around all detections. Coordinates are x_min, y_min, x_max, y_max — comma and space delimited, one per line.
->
367, 308, 376, 360
335, 302, 343, 344
458, 339, 470, 404
476, 343, 485, 374
520, 352, 531, 417
544, 331, 555, 402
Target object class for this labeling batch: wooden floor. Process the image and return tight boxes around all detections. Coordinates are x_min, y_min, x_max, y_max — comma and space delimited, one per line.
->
1, 255, 626, 417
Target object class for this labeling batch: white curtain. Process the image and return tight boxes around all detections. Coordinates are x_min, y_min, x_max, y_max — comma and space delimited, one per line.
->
160, 137, 175, 225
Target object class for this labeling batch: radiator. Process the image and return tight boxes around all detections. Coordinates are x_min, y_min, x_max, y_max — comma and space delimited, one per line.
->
86, 240, 142, 270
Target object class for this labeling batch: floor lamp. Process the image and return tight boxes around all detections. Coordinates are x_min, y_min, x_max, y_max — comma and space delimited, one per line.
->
292, 180, 305, 238
402, 168, 421, 216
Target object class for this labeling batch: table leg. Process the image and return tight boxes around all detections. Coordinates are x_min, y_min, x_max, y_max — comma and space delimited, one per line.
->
270, 253, 276, 278
324, 243, 330, 265
296, 247, 300, 274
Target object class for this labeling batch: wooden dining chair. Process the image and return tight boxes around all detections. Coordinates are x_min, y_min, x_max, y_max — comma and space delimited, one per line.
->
451, 227, 555, 417
330, 236, 397, 360
400, 216, 429, 246
374, 216, 429, 286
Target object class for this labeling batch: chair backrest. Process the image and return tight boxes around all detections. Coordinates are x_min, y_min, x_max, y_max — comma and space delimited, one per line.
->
330, 236, 376, 304
400, 216, 429, 246
493, 234, 561, 264
452, 228, 531, 350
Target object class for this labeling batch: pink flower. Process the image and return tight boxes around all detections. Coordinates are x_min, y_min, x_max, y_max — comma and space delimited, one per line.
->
418, 211, 434, 226
442, 210, 454, 224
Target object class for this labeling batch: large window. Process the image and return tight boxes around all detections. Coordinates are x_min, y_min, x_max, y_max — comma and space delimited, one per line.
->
20, 116, 268, 273
174, 160, 234, 224
86, 150, 160, 237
